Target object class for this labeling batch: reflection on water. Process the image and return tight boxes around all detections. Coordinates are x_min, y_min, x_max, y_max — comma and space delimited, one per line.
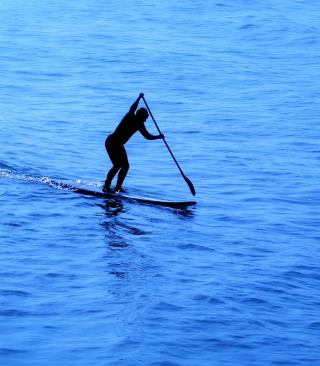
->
95, 199, 126, 218
95, 197, 196, 266
96, 199, 149, 252
174, 207, 196, 219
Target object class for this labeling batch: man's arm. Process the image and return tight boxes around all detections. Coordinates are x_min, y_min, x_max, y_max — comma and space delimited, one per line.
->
139, 124, 164, 140
128, 93, 144, 115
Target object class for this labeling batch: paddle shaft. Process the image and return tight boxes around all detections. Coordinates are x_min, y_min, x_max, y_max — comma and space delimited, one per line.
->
142, 96, 196, 196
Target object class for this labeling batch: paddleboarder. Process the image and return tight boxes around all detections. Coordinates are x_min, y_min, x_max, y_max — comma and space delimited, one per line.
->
104, 93, 164, 193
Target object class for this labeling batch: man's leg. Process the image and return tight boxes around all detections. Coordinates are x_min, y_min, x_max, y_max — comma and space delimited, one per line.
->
115, 148, 129, 192
115, 166, 129, 192
104, 137, 121, 190
105, 166, 120, 189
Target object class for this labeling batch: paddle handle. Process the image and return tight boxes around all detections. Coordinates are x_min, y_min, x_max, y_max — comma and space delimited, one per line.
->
142, 96, 196, 196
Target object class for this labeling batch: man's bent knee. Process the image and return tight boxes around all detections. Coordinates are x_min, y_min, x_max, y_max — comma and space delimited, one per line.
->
122, 163, 129, 172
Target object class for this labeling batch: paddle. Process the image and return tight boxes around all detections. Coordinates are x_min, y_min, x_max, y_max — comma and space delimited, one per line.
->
142, 96, 196, 196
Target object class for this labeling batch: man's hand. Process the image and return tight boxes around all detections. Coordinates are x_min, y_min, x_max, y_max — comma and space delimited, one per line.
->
158, 134, 165, 139
139, 93, 144, 99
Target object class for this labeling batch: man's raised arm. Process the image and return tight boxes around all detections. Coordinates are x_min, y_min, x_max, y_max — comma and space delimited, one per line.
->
128, 93, 144, 114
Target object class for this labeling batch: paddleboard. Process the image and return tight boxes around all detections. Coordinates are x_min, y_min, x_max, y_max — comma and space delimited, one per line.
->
44, 180, 197, 209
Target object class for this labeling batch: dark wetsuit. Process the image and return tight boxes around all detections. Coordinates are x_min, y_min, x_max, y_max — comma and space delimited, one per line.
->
105, 97, 159, 191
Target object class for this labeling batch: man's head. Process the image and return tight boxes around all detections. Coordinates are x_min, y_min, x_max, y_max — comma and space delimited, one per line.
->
136, 108, 149, 122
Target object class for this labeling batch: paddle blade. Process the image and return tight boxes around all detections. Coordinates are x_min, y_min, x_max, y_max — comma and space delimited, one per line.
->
183, 174, 196, 196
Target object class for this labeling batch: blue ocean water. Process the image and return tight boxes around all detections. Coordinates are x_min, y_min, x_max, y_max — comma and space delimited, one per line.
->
1, 0, 320, 365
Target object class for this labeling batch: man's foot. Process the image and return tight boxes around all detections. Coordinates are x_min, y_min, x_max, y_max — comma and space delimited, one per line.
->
102, 185, 114, 193
115, 187, 126, 193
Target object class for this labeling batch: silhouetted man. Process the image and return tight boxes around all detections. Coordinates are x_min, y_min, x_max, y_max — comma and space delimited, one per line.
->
104, 93, 164, 193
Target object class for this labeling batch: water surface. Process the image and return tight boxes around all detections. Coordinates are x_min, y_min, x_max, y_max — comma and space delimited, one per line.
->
1, 1, 320, 365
